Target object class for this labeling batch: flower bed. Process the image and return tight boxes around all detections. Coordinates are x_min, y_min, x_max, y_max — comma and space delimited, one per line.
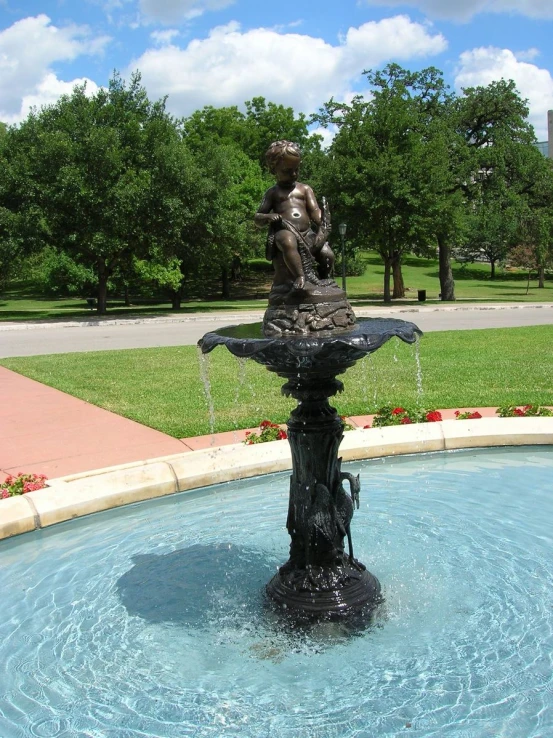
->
244, 420, 287, 445
243, 405, 552, 441
1, 473, 48, 499
497, 404, 553, 418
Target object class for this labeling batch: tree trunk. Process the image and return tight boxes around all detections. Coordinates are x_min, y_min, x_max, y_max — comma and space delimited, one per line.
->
221, 267, 230, 300
383, 258, 392, 303
437, 234, 455, 301
97, 260, 108, 315
124, 284, 131, 307
171, 291, 182, 310
490, 260, 496, 280
392, 253, 405, 299
538, 264, 545, 288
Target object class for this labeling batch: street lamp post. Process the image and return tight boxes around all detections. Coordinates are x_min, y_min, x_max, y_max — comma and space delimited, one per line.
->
338, 222, 347, 292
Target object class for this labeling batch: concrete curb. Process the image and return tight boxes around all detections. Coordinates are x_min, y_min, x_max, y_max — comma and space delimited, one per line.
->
1, 416, 552, 541
1, 302, 552, 331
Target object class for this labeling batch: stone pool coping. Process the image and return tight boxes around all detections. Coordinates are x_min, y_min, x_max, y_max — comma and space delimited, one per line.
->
1, 416, 552, 541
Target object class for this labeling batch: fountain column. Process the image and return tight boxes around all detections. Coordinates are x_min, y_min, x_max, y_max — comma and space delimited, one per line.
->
265, 371, 382, 618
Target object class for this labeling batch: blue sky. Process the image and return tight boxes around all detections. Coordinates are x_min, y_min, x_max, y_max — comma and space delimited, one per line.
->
1, 0, 552, 140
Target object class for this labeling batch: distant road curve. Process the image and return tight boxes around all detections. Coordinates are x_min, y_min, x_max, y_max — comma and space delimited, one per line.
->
0, 303, 551, 358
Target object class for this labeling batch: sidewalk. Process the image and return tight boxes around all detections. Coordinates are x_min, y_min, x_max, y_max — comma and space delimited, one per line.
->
0, 365, 501, 485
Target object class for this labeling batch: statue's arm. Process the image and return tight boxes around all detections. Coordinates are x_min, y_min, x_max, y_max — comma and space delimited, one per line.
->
305, 185, 322, 227
254, 189, 280, 228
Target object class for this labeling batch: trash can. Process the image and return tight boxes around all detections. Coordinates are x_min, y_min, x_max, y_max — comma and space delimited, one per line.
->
417, 290, 426, 302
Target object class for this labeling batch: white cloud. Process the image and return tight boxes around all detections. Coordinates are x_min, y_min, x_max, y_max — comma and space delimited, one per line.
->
513, 47, 540, 62
0, 15, 109, 122
455, 47, 553, 140
360, 0, 553, 21
150, 28, 181, 45
129, 16, 446, 118
139, 0, 234, 25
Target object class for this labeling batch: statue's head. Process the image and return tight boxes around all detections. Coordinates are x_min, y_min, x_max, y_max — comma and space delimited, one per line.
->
265, 140, 302, 175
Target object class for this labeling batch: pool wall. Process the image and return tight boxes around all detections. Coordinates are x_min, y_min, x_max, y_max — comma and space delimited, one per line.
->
1, 416, 552, 541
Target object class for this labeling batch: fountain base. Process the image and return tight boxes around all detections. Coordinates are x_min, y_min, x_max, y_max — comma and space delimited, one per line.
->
263, 297, 355, 337
266, 559, 382, 618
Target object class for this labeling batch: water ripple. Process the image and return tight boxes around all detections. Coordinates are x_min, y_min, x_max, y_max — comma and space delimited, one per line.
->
0, 447, 552, 737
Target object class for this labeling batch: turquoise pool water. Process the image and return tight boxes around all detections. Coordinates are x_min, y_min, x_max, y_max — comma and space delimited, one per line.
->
1, 447, 552, 737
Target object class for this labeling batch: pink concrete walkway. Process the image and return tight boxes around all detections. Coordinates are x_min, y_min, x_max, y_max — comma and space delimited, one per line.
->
0, 364, 501, 484
0, 367, 190, 481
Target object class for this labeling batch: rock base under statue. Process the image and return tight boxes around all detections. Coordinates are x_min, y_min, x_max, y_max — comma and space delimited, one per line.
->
266, 558, 382, 618
263, 299, 356, 336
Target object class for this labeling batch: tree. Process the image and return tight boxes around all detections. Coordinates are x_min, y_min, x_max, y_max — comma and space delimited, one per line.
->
515, 153, 553, 287
453, 80, 540, 280
182, 96, 318, 168
0, 122, 50, 290
192, 141, 267, 300
315, 64, 450, 302
3, 72, 197, 313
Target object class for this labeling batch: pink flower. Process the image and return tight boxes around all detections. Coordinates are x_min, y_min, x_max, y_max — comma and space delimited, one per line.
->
1, 489, 10, 499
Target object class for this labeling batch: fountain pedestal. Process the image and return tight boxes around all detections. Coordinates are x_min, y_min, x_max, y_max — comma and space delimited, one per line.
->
266, 372, 381, 616
199, 318, 422, 620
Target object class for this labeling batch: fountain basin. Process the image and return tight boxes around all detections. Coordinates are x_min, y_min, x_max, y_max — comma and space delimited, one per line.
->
1, 446, 553, 737
198, 317, 422, 376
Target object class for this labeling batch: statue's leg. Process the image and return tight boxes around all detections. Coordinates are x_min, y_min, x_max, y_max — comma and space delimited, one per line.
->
274, 231, 305, 290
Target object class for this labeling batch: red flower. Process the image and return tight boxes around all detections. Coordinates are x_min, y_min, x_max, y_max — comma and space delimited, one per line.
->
514, 408, 525, 416
400, 417, 412, 424
454, 410, 460, 417
468, 412, 482, 419
259, 420, 273, 429
392, 407, 405, 416
277, 429, 287, 440
425, 411, 443, 423
363, 424, 371, 429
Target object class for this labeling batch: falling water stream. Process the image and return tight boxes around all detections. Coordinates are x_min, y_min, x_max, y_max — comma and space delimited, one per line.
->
197, 347, 216, 438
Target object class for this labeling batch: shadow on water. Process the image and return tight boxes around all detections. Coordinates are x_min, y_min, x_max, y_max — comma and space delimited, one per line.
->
117, 543, 385, 655
117, 543, 275, 629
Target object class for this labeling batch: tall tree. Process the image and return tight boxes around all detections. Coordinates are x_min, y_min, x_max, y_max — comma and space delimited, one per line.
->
453, 80, 540, 279
315, 64, 450, 302
3, 72, 196, 313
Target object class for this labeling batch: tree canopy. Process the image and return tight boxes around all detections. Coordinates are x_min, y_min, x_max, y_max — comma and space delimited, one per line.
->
0, 65, 550, 309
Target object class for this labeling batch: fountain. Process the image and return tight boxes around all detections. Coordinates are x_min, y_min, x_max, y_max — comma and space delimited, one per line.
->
199, 140, 422, 619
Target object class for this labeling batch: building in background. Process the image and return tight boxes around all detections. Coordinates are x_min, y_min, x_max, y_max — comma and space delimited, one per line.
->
536, 110, 553, 158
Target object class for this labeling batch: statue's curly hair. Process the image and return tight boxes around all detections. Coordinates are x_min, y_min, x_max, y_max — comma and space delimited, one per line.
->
265, 140, 302, 174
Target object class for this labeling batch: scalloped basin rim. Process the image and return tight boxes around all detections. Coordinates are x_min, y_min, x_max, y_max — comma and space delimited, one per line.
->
198, 317, 423, 361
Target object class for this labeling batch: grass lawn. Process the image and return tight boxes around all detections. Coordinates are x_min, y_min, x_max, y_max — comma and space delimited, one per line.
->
1, 325, 552, 438
346, 253, 553, 303
1, 255, 551, 323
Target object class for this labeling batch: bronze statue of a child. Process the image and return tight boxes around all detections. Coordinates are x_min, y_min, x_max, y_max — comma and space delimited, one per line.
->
255, 140, 334, 292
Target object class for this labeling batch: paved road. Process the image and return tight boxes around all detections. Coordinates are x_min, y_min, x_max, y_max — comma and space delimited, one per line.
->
0, 303, 552, 358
